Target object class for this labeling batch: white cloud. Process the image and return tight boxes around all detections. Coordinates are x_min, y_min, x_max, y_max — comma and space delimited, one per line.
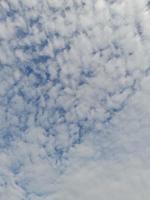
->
1, 0, 150, 199
52, 159, 150, 200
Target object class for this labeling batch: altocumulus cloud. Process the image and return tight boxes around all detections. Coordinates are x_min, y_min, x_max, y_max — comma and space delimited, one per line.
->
0, 0, 150, 199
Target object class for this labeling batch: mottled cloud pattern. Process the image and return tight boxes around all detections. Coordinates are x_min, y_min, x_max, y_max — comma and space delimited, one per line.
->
0, 0, 150, 199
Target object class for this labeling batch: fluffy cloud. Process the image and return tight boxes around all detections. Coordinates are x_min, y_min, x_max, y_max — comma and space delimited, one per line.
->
0, 0, 150, 199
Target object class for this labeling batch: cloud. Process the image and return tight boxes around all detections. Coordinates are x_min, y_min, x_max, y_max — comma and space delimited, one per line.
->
52, 159, 150, 200
0, 0, 150, 199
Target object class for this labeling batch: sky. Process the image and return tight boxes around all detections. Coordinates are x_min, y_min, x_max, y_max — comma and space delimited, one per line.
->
0, 0, 150, 199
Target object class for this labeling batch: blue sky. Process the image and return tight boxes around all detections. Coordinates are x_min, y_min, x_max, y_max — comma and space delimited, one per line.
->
0, 0, 150, 199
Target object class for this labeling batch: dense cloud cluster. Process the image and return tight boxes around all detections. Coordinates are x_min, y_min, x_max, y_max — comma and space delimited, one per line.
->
0, 0, 150, 199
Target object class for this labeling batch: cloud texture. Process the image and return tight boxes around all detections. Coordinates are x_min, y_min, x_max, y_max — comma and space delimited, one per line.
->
0, 0, 150, 199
